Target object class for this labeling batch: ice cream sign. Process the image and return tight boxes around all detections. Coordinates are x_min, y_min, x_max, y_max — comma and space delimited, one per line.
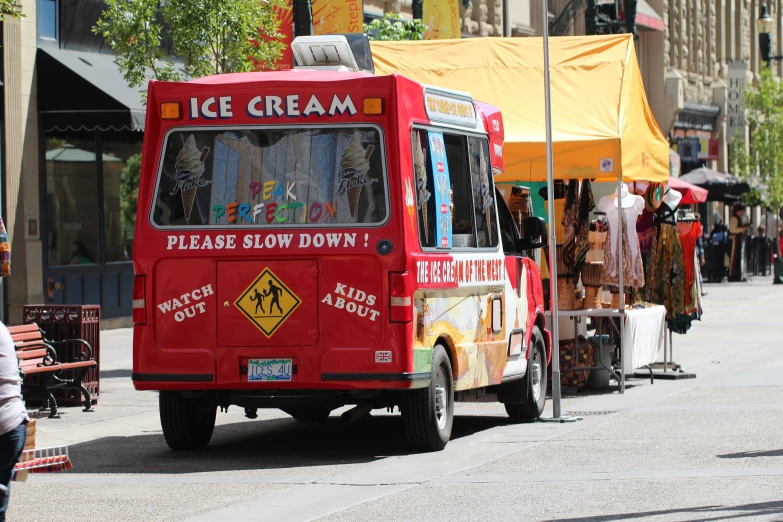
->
188, 94, 357, 120
423, 87, 477, 129
171, 135, 213, 222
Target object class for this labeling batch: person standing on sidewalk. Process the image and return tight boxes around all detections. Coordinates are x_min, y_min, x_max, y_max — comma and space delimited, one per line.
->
765, 209, 783, 284
0, 217, 27, 522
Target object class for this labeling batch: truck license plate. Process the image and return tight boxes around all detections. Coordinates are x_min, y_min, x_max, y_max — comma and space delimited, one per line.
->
248, 359, 293, 382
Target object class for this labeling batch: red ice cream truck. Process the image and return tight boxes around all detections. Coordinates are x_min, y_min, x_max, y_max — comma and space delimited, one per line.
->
132, 35, 551, 451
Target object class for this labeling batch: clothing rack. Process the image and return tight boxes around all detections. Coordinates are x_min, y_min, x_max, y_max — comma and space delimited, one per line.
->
636, 206, 698, 380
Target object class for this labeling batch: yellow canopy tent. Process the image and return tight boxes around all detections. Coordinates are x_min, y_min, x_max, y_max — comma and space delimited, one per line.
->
371, 34, 669, 183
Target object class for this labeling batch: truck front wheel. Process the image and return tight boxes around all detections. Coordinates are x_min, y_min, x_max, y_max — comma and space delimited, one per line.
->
159, 391, 216, 451
504, 326, 547, 420
402, 344, 454, 451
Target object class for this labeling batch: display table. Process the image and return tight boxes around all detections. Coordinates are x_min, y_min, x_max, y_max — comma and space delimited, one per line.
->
552, 308, 626, 392
622, 305, 666, 375
551, 306, 665, 393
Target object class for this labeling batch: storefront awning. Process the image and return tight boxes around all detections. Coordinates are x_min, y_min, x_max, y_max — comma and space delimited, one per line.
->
636, 0, 664, 31
371, 34, 669, 182
37, 47, 145, 133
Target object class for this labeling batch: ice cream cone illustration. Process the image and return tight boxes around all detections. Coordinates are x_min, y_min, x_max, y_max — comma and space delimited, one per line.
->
176, 135, 209, 222
339, 134, 372, 219
414, 139, 430, 243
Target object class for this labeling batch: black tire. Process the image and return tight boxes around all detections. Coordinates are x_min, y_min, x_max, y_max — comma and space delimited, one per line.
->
505, 326, 547, 420
159, 391, 216, 451
402, 344, 454, 451
282, 407, 332, 422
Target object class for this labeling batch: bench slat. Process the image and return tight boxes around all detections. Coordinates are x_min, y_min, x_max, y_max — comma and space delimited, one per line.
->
7, 325, 41, 335
22, 365, 62, 375
14, 341, 48, 350
60, 361, 97, 370
16, 349, 48, 360
11, 332, 45, 343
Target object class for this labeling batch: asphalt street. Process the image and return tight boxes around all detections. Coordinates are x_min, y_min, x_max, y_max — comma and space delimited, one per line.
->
8, 276, 783, 521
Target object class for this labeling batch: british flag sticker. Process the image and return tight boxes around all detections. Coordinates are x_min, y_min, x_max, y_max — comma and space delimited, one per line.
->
375, 351, 392, 363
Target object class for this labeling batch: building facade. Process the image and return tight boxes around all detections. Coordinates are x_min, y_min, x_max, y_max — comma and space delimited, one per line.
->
661, 0, 783, 176
2, 0, 142, 325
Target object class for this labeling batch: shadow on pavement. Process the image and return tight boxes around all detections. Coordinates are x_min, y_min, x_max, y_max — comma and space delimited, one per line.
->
100, 369, 133, 379
717, 449, 783, 459
544, 500, 783, 522
64, 413, 509, 474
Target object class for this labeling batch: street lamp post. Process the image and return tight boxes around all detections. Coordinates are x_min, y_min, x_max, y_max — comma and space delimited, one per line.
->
758, 4, 783, 66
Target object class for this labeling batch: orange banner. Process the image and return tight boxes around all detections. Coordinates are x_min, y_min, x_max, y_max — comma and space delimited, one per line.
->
423, 0, 460, 39
312, 0, 364, 35
274, 0, 295, 69
255, 0, 294, 70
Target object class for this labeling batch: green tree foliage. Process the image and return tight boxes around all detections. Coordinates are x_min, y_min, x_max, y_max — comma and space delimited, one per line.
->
1, 0, 22, 20
730, 68, 783, 210
120, 154, 142, 241
94, 0, 286, 93
364, 14, 425, 41
1, 0, 24, 22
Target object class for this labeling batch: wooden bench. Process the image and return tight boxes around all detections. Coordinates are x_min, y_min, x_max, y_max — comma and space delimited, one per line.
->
9, 324, 97, 419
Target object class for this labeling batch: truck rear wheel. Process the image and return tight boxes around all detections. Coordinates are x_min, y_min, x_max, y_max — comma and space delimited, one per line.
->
159, 391, 216, 451
282, 407, 332, 422
505, 326, 547, 420
402, 344, 454, 451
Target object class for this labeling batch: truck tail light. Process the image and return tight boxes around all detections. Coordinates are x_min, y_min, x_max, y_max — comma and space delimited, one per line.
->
389, 271, 413, 323
160, 102, 181, 120
132, 275, 147, 325
363, 98, 384, 115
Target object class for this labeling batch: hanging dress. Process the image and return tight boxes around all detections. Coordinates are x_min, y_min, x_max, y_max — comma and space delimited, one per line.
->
645, 208, 686, 320
598, 195, 645, 289
677, 220, 703, 314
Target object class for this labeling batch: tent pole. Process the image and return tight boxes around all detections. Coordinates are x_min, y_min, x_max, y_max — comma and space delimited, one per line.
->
538, 0, 579, 424
542, 0, 561, 419
617, 177, 625, 393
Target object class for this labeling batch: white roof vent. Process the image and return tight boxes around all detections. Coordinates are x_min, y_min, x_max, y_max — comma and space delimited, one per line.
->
292, 35, 360, 72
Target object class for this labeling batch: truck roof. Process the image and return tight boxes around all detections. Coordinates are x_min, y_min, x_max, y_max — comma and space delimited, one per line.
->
164, 69, 379, 86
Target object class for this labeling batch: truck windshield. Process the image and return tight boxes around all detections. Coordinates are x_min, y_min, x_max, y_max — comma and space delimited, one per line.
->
151, 125, 387, 228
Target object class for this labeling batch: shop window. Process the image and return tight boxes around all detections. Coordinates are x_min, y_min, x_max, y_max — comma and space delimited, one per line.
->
45, 136, 100, 266
39, 0, 58, 41
102, 137, 142, 262
468, 136, 499, 248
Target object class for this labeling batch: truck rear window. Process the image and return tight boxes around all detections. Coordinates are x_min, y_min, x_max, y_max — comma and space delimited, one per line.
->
151, 126, 387, 228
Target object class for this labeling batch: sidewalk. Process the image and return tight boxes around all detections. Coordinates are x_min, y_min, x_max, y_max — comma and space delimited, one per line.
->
9, 277, 783, 521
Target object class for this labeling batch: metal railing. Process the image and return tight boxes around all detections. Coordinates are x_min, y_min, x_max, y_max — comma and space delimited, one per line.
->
550, 0, 587, 36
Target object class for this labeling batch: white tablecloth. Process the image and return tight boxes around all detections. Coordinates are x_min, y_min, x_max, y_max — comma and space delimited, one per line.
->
622, 305, 666, 373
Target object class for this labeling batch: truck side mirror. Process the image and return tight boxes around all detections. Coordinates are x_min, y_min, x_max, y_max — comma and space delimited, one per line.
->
518, 217, 548, 251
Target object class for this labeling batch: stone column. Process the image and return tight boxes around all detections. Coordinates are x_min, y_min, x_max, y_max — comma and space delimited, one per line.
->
3, 0, 44, 324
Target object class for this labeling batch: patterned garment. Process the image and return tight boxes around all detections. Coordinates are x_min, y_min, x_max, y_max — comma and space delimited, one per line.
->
645, 223, 686, 320
599, 196, 645, 289
602, 208, 645, 288
548, 336, 595, 390
561, 180, 579, 269
678, 221, 703, 311
636, 211, 655, 255
0, 218, 10, 277
573, 180, 595, 276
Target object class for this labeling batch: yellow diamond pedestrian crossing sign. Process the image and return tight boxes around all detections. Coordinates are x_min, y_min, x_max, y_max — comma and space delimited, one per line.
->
235, 268, 301, 338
